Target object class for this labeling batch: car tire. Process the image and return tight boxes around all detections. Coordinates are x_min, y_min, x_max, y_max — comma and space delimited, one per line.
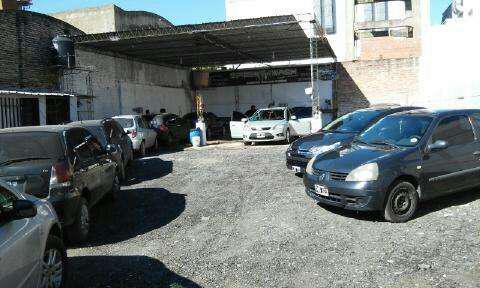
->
118, 163, 126, 181
108, 174, 121, 201
244, 141, 251, 146
384, 181, 419, 223
66, 197, 89, 243
140, 142, 146, 157
41, 235, 67, 288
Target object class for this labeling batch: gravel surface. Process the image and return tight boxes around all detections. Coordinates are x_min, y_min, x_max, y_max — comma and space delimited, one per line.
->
68, 142, 480, 288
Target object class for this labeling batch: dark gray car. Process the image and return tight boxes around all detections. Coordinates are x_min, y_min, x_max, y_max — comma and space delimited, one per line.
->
69, 119, 134, 180
0, 126, 119, 243
304, 109, 480, 222
286, 106, 423, 174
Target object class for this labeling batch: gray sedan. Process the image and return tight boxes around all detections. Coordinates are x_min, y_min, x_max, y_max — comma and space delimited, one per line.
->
0, 180, 67, 288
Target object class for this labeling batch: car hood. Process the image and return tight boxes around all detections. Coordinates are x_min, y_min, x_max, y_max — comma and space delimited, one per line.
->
296, 131, 356, 151
313, 144, 394, 173
248, 120, 286, 128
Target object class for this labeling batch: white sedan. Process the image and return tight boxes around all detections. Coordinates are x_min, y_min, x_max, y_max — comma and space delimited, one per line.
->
230, 107, 312, 144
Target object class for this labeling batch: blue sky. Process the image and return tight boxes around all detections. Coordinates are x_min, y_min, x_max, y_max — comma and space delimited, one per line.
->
32, 0, 450, 26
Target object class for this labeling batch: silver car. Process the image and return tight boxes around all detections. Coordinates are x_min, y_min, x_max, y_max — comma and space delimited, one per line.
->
0, 180, 67, 288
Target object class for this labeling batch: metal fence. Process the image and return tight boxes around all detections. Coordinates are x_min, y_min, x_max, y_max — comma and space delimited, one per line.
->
0, 97, 22, 129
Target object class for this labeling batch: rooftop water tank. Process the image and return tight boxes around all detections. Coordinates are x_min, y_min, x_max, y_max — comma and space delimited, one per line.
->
53, 35, 76, 68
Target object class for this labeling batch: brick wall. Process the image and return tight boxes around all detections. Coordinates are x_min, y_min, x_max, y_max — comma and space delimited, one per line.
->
334, 58, 420, 116
357, 37, 421, 61
0, 11, 82, 89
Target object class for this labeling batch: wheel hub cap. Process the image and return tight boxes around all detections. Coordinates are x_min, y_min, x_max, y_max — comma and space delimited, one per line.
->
41, 249, 63, 288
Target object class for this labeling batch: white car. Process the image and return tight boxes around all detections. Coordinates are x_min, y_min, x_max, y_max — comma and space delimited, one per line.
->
113, 115, 158, 156
0, 180, 67, 288
233, 107, 312, 144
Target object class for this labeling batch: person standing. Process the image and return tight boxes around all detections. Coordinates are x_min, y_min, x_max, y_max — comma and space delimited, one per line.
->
245, 105, 257, 117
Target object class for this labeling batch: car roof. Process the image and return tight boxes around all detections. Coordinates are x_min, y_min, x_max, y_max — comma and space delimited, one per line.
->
259, 107, 287, 110
391, 108, 480, 117
68, 119, 105, 126
113, 115, 140, 119
0, 125, 72, 134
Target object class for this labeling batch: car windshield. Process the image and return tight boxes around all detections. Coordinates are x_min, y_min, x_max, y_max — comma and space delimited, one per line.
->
0, 132, 63, 164
250, 109, 285, 121
357, 115, 433, 147
291, 107, 312, 119
115, 118, 134, 129
322, 110, 384, 133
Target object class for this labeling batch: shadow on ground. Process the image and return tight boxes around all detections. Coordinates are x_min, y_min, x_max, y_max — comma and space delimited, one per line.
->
125, 157, 173, 185
76, 188, 186, 247
317, 188, 480, 222
68, 256, 201, 288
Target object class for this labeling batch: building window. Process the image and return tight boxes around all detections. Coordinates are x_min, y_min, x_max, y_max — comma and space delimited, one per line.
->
315, 0, 336, 34
356, 1, 388, 22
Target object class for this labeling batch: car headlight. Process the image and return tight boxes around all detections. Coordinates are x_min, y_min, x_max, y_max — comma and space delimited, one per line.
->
309, 142, 341, 156
306, 155, 318, 175
346, 163, 379, 182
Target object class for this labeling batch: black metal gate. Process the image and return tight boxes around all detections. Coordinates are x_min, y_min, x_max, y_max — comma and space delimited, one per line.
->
0, 97, 40, 129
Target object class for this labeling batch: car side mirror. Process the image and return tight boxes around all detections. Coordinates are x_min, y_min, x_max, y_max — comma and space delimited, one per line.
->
428, 140, 449, 152
11, 200, 37, 220
291, 115, 298, 120
241, 118, 248, 123
106, 144, 117, 154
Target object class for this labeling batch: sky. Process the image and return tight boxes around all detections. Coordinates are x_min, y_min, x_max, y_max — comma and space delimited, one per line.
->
31, 0, 450, 26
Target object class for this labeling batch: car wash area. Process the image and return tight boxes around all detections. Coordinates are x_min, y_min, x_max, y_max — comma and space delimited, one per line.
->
71, 15, 337, 143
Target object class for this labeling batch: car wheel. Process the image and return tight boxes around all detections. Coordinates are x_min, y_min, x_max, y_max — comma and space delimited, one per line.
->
108, 174, 121, 201
66, 197, 89, 243
285, 129, 291, 144
384, 181, 419, 223
41, 235, 67, 288
244, 141, 251, 146
153, 138, 159, 152
140, 142, 146, 157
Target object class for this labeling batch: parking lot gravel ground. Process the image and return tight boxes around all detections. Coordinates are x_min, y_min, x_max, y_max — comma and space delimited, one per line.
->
68, 142, 480, 288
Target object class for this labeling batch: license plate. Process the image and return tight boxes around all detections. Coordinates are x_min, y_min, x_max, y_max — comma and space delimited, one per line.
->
291, 166, 301, 173
257, 133, 265, 138
315, 184, 329, 197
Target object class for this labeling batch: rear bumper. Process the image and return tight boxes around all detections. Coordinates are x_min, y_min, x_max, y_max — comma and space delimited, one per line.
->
49, 187, 82, 227
303, 172, 386, 211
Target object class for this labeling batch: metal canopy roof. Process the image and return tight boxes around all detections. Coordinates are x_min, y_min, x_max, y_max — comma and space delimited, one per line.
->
74, 15, 334, 67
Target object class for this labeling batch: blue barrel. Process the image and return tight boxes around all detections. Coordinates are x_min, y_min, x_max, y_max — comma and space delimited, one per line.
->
190, 128, 202, 147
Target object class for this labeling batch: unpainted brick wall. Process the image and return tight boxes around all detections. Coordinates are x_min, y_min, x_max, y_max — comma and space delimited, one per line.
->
0, 11, 82, 88
358, 37, 421, 61
334, 58, 420, 116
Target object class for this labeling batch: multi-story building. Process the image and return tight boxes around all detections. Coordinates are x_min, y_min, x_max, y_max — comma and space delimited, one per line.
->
442, 0, 480, 24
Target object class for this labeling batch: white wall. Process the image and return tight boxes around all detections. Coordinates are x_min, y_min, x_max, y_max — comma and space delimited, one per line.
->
417, 15, 480, 108
200, 80, 332, 117
63, 50, 192, 119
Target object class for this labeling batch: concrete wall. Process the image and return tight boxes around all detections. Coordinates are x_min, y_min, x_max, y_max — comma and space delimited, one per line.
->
199, 80, 332, 117
417, 16, 480, 108
0, 11, 82, 88
335, 58, 420, 116
51, 4, 172, 34
62, 49, 192, 120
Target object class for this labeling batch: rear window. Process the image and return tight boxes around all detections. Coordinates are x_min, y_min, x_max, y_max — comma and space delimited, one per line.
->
115, 118, 134, 129
0, 132, 63, 164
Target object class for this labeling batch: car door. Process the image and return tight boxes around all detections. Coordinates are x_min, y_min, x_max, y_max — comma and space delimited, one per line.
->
230, 111, 246, 139
0, 186, 41, 288
289, 108, 312, 136
421, 115, 479, 197
87, 134, 116, 200
111, 120, 131, 162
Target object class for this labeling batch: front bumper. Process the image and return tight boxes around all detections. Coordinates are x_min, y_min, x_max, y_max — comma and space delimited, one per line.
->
285, 150, 311, 173
303, 172, 386, 211
243, 130, 285, 142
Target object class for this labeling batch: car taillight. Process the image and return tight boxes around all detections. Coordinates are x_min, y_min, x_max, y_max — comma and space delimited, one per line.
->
160, 124, 169, 133
50, 161, 72, 185
131, 130, 138, 138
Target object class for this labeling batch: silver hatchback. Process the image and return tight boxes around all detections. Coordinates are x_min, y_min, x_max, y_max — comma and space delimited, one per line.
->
0, 180, 67, 288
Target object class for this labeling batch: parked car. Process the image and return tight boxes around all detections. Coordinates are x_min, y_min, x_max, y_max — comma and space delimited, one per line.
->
151, 113, 190, 147
303, 108, 480, 223
286, 106, 423, 174
0, 180, 67, 288
69, 118, 134, 180
113, 115, 158, 156
0, 126, 120, 242
183, 112, 228, 139
241, 107, 311, 145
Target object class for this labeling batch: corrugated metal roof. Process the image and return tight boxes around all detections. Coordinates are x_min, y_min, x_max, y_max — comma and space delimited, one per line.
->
74, 15, 334, 67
